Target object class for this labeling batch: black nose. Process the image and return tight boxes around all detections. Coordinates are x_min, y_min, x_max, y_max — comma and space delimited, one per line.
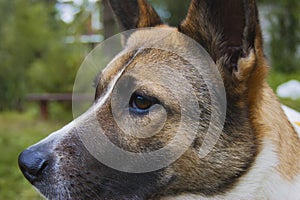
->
18, 147, 49, 183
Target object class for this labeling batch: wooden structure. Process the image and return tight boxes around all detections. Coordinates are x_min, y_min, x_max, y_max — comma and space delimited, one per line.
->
27, 93, 90, 120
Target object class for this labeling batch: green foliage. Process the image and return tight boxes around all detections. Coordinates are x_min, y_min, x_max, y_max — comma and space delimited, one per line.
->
149, 0, 190, 26
268, 69, 300, 89
27, 42, 84, 93
0, 0, 85, 111
280, 98, 300, 112
266, 0, 300, 73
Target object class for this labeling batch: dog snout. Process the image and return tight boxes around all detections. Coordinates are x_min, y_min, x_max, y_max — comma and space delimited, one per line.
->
18, 144, 51, 184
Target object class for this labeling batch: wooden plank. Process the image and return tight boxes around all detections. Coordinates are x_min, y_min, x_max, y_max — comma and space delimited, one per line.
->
26, 93, 91, 101
26, 93, 92, 120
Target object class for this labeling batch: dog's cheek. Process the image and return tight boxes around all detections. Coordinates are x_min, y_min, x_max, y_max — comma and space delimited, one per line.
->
157, 120, 257, 197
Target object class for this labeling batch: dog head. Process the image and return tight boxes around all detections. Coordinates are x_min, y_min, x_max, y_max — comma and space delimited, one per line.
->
19, 0, 268, 199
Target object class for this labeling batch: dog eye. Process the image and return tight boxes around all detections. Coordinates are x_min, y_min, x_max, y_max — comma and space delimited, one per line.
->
129, 93, 156, 113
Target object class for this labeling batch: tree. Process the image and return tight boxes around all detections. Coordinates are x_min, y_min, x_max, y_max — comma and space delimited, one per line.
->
150, 0, 189, 26
267, 0, 300, 73
0, 0, 84, 111
0, 0, 52, 110
258, 0, 300, 73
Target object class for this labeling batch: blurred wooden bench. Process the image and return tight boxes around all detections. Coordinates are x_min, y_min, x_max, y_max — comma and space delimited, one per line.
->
27, 93, 90, 120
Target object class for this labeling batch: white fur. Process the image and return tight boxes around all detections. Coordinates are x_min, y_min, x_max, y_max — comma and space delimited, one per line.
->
282, 105, 300, 136
163, 139, 300, 200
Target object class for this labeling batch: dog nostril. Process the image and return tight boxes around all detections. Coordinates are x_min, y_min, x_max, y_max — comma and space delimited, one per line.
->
39, 160, 48, 172
18, 149, 49, 183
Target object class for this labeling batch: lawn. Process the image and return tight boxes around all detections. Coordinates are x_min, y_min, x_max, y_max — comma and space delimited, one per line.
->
0, 109, 70, 200
268, 70, 300, 112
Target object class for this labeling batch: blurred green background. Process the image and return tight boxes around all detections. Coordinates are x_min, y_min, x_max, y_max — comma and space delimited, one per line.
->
0, 0, 299, 199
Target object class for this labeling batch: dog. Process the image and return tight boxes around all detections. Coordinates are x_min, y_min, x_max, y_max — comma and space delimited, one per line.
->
18, 0, 300, 199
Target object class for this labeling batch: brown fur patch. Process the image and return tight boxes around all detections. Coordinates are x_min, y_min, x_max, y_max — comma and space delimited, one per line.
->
249, 84, 300, 180
109, 0, 162, 30
245, 23, 300, 180
137, 0, 162, 27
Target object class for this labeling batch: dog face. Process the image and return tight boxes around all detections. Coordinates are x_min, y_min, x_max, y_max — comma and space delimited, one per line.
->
19, 0, 270, 199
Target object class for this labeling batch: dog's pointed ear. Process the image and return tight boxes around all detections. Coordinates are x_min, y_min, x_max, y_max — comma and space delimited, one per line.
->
179, 0, 261, 78
109, 0, 162, 30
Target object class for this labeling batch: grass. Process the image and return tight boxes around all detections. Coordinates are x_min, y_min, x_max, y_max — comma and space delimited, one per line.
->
0, 108, 71, 200
267, 70, 300, 112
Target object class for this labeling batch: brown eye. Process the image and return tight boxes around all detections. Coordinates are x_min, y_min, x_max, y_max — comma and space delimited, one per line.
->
130, 94, 155, 112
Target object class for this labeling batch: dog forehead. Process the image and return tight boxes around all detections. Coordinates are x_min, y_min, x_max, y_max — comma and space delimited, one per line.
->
102, 25, 202, 75
125, 27, 186, 50
100, 51, 136, 83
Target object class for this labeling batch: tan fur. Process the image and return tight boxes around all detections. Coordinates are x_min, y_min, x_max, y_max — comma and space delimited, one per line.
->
137, 0, 162, 27
245, 24, 300, 180
250, 84, 300, 179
